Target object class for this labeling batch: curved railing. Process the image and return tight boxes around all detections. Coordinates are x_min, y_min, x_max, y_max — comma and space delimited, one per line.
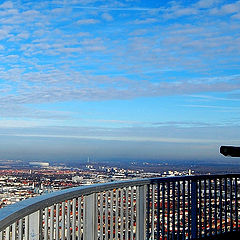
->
0, 174, 239, 239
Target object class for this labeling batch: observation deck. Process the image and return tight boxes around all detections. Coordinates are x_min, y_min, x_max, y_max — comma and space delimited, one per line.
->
0, 174, 240, 239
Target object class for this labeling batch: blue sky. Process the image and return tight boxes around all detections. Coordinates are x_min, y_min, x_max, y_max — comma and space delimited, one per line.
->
0, 0, 240, 163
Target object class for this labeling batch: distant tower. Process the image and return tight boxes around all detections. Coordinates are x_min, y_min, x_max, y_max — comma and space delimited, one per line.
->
87, 157, 90, 163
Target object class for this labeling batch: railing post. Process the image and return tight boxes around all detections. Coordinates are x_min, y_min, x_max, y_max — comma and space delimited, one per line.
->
83, 193, 97, 240
191, 180, 198, 240
136, 185, 146, 240
29, 211, 42, 240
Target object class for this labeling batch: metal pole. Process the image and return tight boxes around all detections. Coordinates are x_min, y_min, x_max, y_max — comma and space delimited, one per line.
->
83, 193, 97, 240
191, 180, 197, 239
136, 185, 146, 240
29, 211, 42, 240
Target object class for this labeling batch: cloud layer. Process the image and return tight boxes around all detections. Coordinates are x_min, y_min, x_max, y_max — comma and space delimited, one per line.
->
0, 1, 240, 108
0, 0, 240, 162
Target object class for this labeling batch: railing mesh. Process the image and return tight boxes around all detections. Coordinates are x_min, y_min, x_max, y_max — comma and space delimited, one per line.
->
0, 175, 239, 239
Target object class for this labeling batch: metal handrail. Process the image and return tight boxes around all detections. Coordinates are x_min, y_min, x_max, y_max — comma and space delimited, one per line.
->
0, 173, 239, 239
0, 178, 148, 232
0, 173, 238, 231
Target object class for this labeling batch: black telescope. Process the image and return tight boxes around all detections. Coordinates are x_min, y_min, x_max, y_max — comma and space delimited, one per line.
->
220, 146, 240, 157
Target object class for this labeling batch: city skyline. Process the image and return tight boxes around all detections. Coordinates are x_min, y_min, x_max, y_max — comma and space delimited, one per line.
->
0, 0, 240, 162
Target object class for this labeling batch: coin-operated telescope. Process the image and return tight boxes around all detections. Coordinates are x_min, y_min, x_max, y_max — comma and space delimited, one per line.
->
220, 146, 240, 157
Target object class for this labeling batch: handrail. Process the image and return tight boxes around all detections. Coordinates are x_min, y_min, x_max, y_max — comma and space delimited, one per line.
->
0, 178, 149, 232
0, 173, 238, 231
0, 173, 239, 239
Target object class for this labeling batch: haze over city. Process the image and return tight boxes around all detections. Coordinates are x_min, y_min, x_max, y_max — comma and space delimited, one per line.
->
0, 0, 240, 163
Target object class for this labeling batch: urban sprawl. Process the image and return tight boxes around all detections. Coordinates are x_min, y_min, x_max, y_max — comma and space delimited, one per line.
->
0, 160, 193, 208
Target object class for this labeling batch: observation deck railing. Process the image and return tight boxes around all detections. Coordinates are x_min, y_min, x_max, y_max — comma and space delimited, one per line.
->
0, 174, 240, 239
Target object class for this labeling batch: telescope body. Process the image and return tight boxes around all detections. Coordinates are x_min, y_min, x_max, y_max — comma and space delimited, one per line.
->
220, 146, 240, 157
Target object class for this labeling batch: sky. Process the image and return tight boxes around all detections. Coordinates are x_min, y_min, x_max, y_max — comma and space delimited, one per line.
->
0, 0, 240, 163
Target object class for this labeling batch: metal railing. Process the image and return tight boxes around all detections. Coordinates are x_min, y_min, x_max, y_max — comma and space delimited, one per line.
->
0, 174, 239, 239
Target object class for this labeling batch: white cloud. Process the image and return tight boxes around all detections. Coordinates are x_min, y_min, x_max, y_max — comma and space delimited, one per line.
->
221, 1, 240, 14
209, 1, 240, 15
0, 1, 13, 9
0, 0, 239, 124
195, 0, 220, 9
0, 66, 240, 105
77, 18, 99, 24
17, 32, 29, 39
132, 18, 158, 24
173, 7, 199, 17
101, 12, 113, 21
0, 132, 226, 144
232, 12, 240, 19
0, 124, 239, 146
0, 29, 11, 40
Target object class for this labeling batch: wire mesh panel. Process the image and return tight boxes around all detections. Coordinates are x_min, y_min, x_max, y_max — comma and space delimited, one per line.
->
149, 180, 193, 240
96, 186, 138, 240
147, 175, 240, 240
39, 197, 85, 240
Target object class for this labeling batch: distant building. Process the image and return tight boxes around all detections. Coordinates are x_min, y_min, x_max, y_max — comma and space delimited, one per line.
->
29, 162, 49, 167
